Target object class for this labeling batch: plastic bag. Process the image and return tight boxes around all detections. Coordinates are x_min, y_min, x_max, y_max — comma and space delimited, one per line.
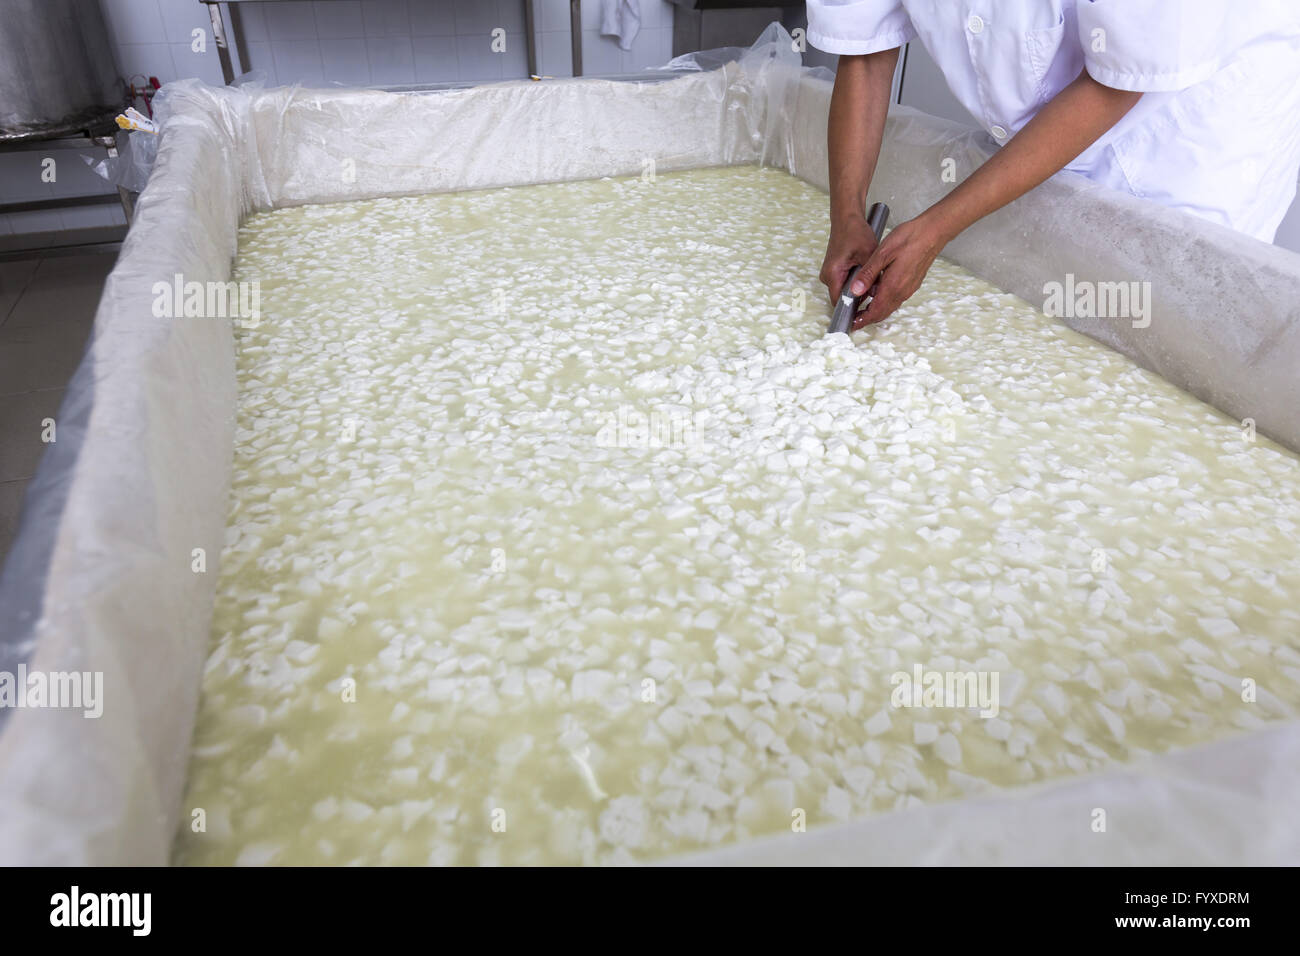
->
83, 127, 157, 194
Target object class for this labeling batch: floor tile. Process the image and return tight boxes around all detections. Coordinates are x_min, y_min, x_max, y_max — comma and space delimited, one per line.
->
0, 478, 28, 565
0, 253, 115, 343
0, 387, 65, 483
0, 259, 40, 329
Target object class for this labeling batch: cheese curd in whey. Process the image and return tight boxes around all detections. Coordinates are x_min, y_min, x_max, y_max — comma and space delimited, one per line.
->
174, 166, 1300, 866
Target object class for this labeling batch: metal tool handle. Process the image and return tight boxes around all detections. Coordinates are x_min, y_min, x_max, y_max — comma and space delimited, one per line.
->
827, 202, 890, 335
860, 200, 890, 302
865, 201, 889, 243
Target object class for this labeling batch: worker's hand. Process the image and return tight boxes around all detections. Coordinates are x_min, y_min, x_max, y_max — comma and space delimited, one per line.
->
819, 215, 880, 303
851, 214, 947, 329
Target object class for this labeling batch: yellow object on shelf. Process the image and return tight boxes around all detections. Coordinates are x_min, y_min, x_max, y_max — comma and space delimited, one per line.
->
115, 107, 158, 134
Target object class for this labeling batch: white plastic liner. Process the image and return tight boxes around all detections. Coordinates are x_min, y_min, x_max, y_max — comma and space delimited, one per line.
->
675, 722, 1300, 866
1, 24, 1297, 865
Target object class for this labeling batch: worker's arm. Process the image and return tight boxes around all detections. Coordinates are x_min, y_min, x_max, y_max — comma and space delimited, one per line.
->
852, 69, 1143, 328
819, 48, 900, 303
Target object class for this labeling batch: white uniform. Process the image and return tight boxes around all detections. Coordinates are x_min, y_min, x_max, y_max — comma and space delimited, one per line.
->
807, 0, 1300, 241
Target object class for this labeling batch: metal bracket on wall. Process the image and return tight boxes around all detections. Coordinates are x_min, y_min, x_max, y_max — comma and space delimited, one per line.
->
570, 0, 583, 77
203, 0, 235, 85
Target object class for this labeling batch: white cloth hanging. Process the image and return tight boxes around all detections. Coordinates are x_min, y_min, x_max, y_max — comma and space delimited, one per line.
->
600, 0, 642, 52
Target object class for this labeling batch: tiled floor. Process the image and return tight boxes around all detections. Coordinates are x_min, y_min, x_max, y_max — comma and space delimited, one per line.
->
0, 253, 116, 566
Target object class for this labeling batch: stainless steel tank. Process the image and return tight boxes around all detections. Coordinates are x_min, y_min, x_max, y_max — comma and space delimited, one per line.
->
0, 0, 124, 143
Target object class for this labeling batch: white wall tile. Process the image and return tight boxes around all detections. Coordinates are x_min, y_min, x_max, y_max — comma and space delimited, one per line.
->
101, 0, 167, 47
457, 34, 505, 82
455, 3, 501, 35
410, 0, 459, 36
362, 0, 411, 36
319, 38, 372, 84
499, 0, 528, 34
621, 27, 670, 72
365, 36, 417, 85
242, 41, 276, 81
314, 1, 366, 39
264, 1, 318, 40
271, 38, 326, 85
171, 41, 226, 84
115, 42, 179, 84
537, 29, 572, 77
538, 0, 572, 33
642, 0, 672, 30
581, 30, 623, 76
412, 34, 461, 82
500, 32, 528, 78
156, 0, 210, 45
235, 3, 270, 43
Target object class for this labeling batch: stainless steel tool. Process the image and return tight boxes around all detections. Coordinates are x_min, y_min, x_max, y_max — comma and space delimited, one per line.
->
827, 202, 890, 335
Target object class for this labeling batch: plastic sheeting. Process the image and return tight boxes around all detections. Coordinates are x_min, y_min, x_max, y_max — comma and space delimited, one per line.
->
1, 24, 1297, 865
675, 719, 1300, 865
84, 128, 158, 195
0, 76, 241, 863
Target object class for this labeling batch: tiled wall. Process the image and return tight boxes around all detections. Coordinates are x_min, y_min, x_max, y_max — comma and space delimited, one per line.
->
101, 0, 227, 88
3, 0, 676, 238
225, 0, 676, 86
100, 0, 678, 87
103, 0, 675, 88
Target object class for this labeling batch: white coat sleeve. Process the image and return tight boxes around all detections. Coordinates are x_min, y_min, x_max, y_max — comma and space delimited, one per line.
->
1077, 0, 1277, 92
806, 1, 916, 56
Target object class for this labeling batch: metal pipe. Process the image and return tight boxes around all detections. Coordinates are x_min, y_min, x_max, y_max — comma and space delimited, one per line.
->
865, 201, 890, 242
524, 0, 537, 77
570, 0, 583, 77
228, 2, 251, 77
826, 203, 891, 335
206, 2, 236, 86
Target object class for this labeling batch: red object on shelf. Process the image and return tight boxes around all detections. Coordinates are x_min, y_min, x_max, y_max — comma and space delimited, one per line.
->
125, 75, 164, 117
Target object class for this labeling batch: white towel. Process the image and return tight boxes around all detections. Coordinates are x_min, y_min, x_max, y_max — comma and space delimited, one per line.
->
600, 0, 642, 52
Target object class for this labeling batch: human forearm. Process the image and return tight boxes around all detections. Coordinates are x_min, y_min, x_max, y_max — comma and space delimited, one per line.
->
923, 69, 1143, 243
827, 49, 900, 228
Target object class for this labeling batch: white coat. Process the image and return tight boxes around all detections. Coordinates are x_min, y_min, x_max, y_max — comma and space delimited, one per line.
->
807, 0, 1300, 241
